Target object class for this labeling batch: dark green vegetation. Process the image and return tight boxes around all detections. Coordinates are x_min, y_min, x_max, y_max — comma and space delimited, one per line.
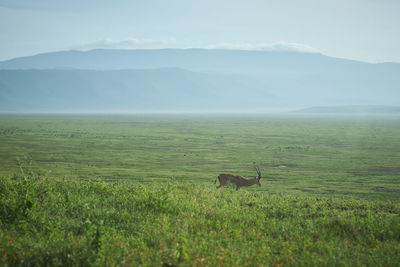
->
1, 176, 399, 266
1, 115, 400, 265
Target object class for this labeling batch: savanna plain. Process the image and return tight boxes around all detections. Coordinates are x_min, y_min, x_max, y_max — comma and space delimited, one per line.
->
1, 114, 399, 266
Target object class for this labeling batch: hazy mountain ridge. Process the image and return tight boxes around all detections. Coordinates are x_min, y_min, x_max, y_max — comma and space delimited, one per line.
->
0, 48, 378, 72
0, 49, 399, 112
296, 106, 400, 114
0, 68, 273, 112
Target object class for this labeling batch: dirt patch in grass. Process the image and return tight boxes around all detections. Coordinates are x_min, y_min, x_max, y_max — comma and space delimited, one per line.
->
271, 164, 297, 168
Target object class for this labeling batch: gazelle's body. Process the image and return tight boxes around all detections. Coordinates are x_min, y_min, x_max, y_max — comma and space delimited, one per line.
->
216, 166, 262, 190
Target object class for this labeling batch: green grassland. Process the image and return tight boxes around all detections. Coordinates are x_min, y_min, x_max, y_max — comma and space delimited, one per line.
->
1, 114, 400, 266
1, 114, 399, 199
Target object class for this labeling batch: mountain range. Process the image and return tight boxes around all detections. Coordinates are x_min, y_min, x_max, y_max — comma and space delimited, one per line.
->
0, 49, 399, 112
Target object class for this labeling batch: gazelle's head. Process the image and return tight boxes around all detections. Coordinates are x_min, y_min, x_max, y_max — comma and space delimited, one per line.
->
254, 165, 262, 187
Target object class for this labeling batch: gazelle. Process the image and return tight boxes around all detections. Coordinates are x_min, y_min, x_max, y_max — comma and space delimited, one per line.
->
216, 165, 262, 190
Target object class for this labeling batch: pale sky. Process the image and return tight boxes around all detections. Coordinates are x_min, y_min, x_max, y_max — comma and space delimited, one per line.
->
0, 0, 399, 62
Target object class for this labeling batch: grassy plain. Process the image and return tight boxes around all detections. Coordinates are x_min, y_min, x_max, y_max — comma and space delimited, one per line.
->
1, 114, 400, 266
0, 114, 399, 200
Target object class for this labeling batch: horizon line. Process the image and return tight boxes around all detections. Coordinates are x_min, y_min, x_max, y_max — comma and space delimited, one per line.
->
1, 47, 399, 65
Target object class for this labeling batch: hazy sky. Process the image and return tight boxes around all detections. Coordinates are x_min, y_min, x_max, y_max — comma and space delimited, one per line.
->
0, 0, 399, 62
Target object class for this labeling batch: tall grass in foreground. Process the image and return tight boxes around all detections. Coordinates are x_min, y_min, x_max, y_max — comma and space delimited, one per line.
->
1, 174, 399, 266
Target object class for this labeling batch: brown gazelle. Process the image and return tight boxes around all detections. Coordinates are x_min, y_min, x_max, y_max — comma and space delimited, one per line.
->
216, 165, 262, 190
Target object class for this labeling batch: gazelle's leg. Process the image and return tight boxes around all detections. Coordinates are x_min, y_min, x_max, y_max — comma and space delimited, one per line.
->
236, 185, 240, 191
216, 176, 223, 189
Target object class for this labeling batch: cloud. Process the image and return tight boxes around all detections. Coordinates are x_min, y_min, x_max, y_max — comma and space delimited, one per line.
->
74, 38, 321, 54
74, 38, 178, 50
205, 42, 321, 53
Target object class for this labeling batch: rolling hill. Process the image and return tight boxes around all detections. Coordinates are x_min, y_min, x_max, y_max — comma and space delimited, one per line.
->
0, 68, 273, 112
296, 106, 400, 114
0, 49, 399, 112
